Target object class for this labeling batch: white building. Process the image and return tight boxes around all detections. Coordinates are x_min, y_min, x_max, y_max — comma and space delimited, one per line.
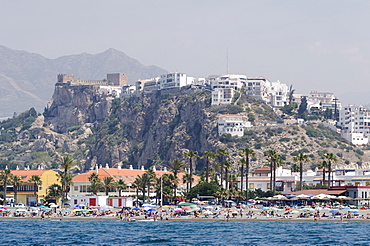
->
338, 105, 370, 145
159, 72, 191, 90
99, 86, 123, 97
246, 77, 268, 100
212, 88, 235, 105
307, 91, 341, 114
210, 74, 247, 90
135, 78, 160, 93
266, 81, 289, 107
246, 77, 289, 107
70, 195, 108, 209
210, 74, 247, 105
218, 114, 250, 137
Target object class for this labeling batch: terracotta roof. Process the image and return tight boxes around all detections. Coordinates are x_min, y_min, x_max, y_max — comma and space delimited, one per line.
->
218, 114, 243, 117
352, 177, 370, 181
253, 167, 271, 173
72, 168, 199, 184
284, 189, 346, 196
11, 170, 52, 182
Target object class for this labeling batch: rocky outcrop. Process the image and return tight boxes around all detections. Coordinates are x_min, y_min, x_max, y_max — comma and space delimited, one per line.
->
45, 84, 111, 133
83, 90, 217, 170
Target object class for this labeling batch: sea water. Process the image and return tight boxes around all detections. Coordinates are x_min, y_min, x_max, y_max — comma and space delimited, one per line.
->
0, 220, 369, 245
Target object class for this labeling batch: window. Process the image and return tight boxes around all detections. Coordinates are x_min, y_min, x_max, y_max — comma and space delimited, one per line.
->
267, 183, 270, 189
249, 183, 254, 189
74, 186, 79, 191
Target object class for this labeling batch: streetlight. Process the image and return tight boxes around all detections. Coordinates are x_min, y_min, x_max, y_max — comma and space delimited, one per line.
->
160, 171, 163, 207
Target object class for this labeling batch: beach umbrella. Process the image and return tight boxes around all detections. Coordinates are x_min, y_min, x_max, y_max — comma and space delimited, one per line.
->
161, 205, 173, 208
296, 194, 310, 199
285, 195, 297, 199
174, 209, 184, 212
177, 202, 196, 206
330, 209, 339, 213
132, 208, 141, 211
147, 208, 156, 212
204, 206, 213, 209
196, 201, 206, 205
347, 209, 359, 214
203, 210, 213, 215
353, 197, 363, 201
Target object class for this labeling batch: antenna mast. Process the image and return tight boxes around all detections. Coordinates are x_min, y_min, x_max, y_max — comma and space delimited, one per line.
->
226, 47, 229, 74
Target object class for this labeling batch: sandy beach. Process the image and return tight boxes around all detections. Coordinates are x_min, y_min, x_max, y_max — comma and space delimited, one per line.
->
2, 207, 370, 223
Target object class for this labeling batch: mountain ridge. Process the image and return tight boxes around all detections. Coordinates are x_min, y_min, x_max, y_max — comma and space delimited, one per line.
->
0, 45, 167, 119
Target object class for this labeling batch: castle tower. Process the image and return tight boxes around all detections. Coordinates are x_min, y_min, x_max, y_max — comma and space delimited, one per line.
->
107, 73, 128, 87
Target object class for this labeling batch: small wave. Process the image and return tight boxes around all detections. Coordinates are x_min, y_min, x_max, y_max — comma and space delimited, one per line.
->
139, 238, 171, 244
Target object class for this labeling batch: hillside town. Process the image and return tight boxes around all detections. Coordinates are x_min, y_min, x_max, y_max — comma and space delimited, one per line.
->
1, 71, 370, 210
58, 71, 370, 146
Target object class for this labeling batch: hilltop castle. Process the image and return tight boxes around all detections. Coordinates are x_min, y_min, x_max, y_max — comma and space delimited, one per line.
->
57, 73, 128, 87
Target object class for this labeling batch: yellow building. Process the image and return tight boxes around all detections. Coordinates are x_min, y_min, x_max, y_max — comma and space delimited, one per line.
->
9, 170, 60, 205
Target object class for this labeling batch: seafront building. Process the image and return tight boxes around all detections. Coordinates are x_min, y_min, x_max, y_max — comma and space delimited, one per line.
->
240, 166, 370, 197
4, 169, 59, 206
70, 166, 199, 198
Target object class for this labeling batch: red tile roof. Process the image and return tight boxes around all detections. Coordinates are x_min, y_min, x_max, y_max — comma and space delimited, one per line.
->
11, 170, 52, 182
72, 168, 198, 184
284, 189, 346, 196
218, 114, 243, 117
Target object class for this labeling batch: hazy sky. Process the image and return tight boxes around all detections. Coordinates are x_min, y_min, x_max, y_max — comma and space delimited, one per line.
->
1, 0, 370, 104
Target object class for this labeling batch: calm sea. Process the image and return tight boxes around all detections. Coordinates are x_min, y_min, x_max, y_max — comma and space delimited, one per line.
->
0, 220, 368, 245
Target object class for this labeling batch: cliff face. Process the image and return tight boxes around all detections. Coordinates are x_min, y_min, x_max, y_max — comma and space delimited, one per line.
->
85, 90, 217, 170
2, 83, 366, 173
45, 84, 111, 133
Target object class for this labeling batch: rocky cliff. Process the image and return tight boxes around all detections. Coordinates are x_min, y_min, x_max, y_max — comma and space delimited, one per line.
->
45, 84, 111, 133
1, 83, 369, 173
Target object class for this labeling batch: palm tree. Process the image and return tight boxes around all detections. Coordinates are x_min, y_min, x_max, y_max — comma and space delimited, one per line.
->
293, 152, 310, 191
316, 161, 328, 186
60, 156, 74, 207
0, 169, 11, 205
202, 151, 216, 183
28, 175, 42, 204
224, 160, 233, 190
116, 179, 127, 197
145, 169, 156, 202
10, 174, 23, 204
264, 150, 277, 192
88, 172, 101, 195
324, 153, 338, 188
46, 183, 63, 204
183, 150, 199, 190
135, 174, 149, 202
217, 148, 230, 188
167, 159, 185, 198
291, 163, 300, 172
103, 177, 114, 196
182, 172, 193, 193
238, 158, 246, 192
239, 148, 255, 201
132, 177, 142, 207
57, 172, 74, 207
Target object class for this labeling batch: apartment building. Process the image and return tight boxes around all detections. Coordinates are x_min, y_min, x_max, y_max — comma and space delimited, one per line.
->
246, 77, 289, 107
218, 114, 250, 137
338, 105, 370, 145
